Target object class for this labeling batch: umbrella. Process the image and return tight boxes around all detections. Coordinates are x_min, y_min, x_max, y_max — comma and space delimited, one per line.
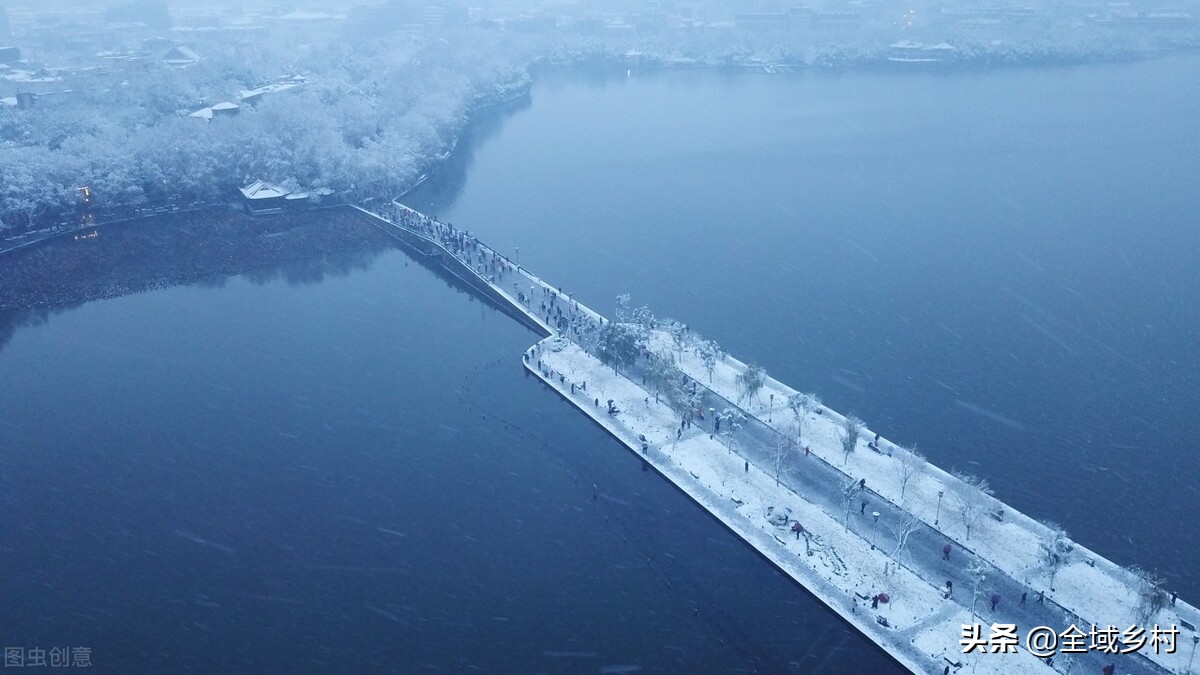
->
877, 593, 890, 604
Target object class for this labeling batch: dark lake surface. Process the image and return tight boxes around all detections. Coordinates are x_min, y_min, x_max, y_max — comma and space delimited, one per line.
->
2, 56, 1198, 673
0, 248, 892, 673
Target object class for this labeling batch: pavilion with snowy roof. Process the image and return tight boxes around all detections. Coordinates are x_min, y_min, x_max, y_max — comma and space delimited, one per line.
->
238, 180, 288, 215
187, 101, 239, 120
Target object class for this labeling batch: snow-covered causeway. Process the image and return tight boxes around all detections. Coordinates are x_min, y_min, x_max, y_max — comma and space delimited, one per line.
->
367, 204, 1196, 675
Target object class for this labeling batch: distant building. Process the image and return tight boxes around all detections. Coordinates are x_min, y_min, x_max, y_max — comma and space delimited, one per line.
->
0, 7, 10, 39
1113, 12, 1197, 28
0, 46, 20, 65
238, 76, 306, 106
98, 50, 153, 70
239, 182, 332, 215
162, 45, 202, 67
239, 181, 288, 216
888, 41, 956, 63
0, 68, 64, 95
188, 101, 239, 120
284, 188, 334, 210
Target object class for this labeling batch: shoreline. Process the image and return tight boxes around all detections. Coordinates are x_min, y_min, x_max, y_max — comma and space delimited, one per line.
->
4, 51, 1198, 242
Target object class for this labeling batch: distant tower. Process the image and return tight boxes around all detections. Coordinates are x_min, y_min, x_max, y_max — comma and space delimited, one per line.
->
0, 5, 11, 40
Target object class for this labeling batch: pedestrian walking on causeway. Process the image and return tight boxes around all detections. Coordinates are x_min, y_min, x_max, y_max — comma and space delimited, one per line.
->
1036, 589, 1045, 604
860, 499, 868, 514
871, 595, 879, 609
945, 580, 953, 598
990, 593, 1000, 611
1020, 591, 1027, 606
943, 543, 952, 561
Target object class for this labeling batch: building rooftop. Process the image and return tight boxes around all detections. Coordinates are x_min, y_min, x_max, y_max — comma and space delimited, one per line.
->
239, 180, 288, 200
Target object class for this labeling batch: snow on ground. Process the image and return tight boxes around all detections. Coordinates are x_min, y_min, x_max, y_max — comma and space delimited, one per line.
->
650, 329, 1198, 674
533, 338, 1048, 675
371, 206, 1197, 673
910, 608, 1057, 675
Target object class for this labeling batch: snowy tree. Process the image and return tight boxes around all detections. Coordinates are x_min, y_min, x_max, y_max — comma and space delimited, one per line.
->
718, 408, 746, 454
771, 434, 796, 486
668, 321, 690, 358
1130, 566, 1169, 626
892, 511, 923, 568
1039, 521, 1072, 591
594, 322, 642, 373
894, 445, 925, 504
666, 380, 705, 425
840, 415, 864, 466
736, 363, 766, 406
631, 304, 655, 331
787, 392, 820, 444
949, 472, 993, 541
840, 479, 862, 531
643, 353, 677, 404
575, 319, 601, 355
697, 339, 722, 383
965, 561, 989, 620
615, 293, 632, 322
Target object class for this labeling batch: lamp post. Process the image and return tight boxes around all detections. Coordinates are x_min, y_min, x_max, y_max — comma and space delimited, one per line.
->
515, 246, 519, 265
871, 511, 880, 550
1187, 634, 1198, 674
768, 393, 774, 422
936, 490, 944, 526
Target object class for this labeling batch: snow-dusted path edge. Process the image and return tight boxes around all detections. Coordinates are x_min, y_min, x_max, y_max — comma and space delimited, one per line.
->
526, 341, 940, 674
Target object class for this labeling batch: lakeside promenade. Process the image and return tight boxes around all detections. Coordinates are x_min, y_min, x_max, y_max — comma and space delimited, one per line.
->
359, 202, 1196, 674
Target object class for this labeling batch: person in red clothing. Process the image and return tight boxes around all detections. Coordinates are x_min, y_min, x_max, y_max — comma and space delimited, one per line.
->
943, 543, 952, 560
